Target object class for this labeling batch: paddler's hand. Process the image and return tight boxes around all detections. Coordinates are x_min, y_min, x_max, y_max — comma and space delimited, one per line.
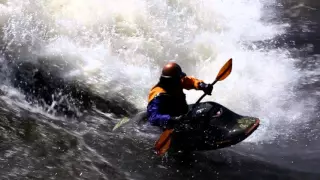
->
199, 82, 213, 95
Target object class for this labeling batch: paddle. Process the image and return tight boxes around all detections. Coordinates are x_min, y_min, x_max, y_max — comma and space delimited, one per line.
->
154, 58, 233, 156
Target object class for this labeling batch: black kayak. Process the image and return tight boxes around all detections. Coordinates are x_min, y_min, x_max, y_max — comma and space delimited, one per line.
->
113, 101, 260, 154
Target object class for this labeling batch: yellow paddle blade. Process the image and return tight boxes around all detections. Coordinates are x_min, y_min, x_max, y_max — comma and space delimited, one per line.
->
112, 117, 129, 131
154, 129, 174, 155
216, 58, 232, 81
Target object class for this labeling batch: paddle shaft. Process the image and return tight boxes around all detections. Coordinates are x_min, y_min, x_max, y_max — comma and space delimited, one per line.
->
188, 63, 230, 116
195, 79, 218, 105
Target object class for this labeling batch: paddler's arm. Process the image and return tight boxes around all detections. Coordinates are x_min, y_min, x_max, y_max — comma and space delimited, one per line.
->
181, 76, 213, 95
181, 76, 203, 90
147, 97, 171, 127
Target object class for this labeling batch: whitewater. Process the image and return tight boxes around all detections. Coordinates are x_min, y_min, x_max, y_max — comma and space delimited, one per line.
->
0, 0, 319, 179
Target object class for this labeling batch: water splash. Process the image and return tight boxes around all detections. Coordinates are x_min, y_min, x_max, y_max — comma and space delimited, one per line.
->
0, 0, 317, 144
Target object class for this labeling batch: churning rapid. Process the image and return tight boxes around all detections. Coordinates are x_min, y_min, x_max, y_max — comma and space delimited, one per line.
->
0, 0, 319, 179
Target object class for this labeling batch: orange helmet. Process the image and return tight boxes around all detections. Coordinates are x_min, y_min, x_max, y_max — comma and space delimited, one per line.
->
161, 62, 186, 79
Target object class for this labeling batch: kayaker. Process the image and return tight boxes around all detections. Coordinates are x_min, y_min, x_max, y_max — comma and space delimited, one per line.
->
147, 62, 213, 128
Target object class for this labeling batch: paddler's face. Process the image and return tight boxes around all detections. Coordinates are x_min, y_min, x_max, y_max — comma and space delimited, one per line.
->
178, 71, 186, 83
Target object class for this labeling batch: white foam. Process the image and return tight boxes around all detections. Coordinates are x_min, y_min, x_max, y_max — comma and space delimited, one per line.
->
0, 0, 316, 143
